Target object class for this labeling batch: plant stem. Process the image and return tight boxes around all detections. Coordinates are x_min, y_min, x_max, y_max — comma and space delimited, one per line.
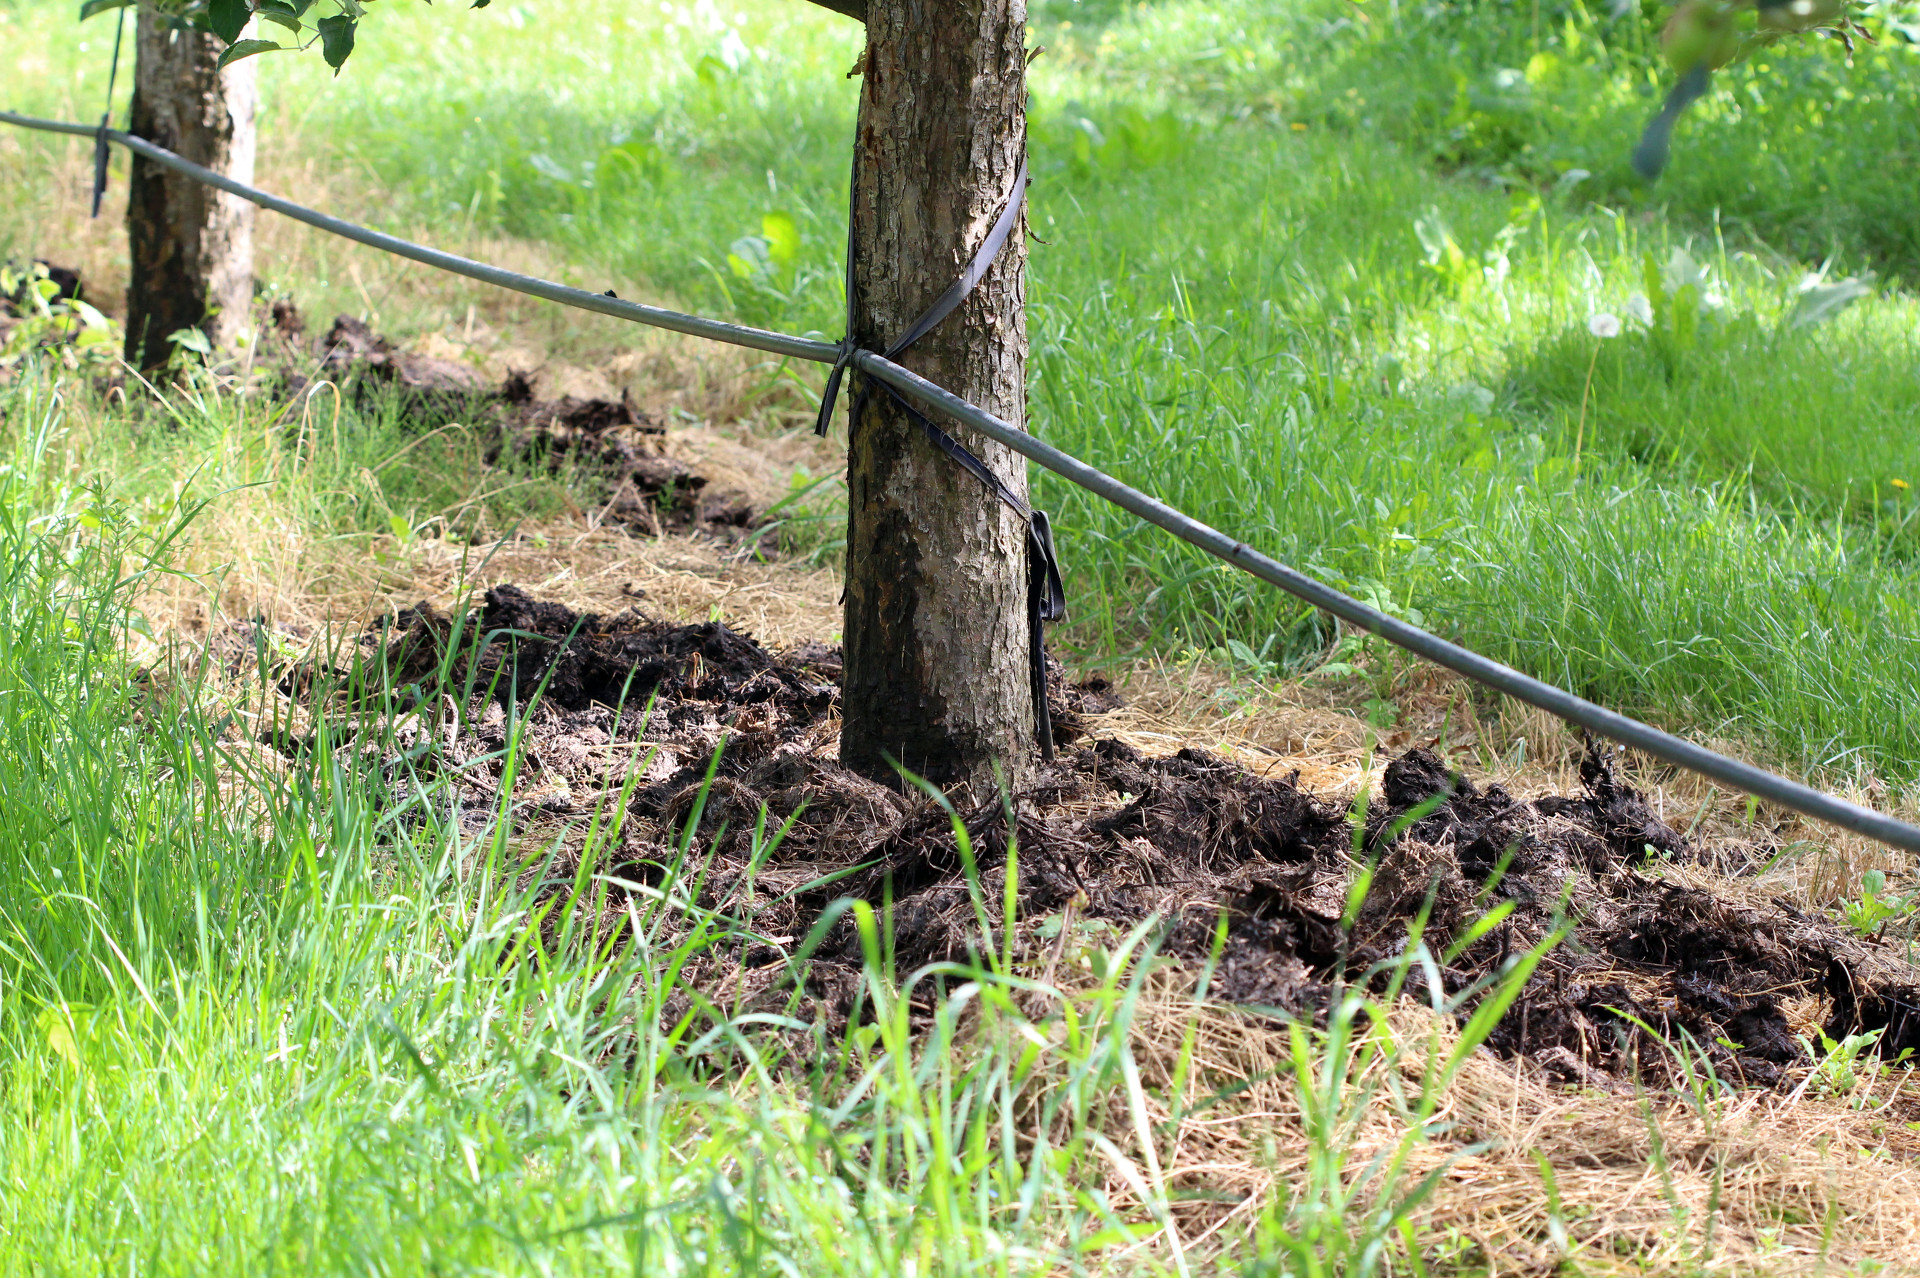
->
1573, 341, 1601, 472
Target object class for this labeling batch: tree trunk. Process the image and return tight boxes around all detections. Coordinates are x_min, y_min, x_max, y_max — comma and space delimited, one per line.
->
839, 0, 1033, 792
124, 11, 257, 371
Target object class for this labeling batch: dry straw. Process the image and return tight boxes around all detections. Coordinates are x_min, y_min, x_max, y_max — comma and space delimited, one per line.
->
151, 485, 1920, 1270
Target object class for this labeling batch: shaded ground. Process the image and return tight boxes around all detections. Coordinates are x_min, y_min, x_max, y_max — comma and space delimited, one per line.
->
246, 586, 1920, 1092
282, 310, 764, 542
0, 259, 91, 369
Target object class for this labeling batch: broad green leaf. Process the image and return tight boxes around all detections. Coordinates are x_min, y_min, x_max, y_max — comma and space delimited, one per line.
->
1661, 245, 1710, 298
527, 153, 576, 185
167, 327, 211, 356
727, 236, 770, 279
208, 0, 251, 44
254, 0, 301, 31
77, 0, 133, 21
761, 211, 800, 269
594, 141, 667, 191
1788, 275, 1874, 330
216, 38, 282, 69
1412, 207, 1453, 266
317, 14, 356, 71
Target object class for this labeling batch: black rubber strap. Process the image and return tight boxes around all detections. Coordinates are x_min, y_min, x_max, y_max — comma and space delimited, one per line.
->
820, 155, 1066, 756
812, 184, 861, 439
882, 158, 1029, 361
874, 377, 1069, 760
1027, 511, 1065, 762
91, 7, 127, 219
815, 159, 1029, 438
875, 379, 1029, 516
1028, 509, 1066, 625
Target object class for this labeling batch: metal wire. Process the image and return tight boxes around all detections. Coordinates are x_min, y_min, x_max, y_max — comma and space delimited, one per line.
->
7, 106, 1918, 852
1, 113, 839, 365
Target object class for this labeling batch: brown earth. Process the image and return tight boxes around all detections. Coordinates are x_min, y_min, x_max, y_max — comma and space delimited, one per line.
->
245, 585, 1920, 1096
281, 311, 767, 544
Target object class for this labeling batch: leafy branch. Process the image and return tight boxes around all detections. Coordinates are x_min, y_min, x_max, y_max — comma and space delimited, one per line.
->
82, 0, 863, 76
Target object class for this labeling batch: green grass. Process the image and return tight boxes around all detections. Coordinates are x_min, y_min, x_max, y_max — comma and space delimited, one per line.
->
0, 382, 1087, 1270
9, 0, 1920, 784
7, 0, 1920, 783
0, 378, 1541, 1270
6, 0, 1920, 1266
1024, 122, 1920, 777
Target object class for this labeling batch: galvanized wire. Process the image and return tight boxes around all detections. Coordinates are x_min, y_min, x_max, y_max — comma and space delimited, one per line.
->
7, 107, 1917, 852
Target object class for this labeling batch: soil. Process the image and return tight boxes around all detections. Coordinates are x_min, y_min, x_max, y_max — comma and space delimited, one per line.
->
1, 260, 86, 356
3, 260, 83, 308
311, 313, 493, 408
278, 310, 765, 543
259, 587, 1920, 1089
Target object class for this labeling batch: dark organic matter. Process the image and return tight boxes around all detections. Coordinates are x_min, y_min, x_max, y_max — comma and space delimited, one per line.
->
285, 316, 761, 542
259, 589, 1920, 1091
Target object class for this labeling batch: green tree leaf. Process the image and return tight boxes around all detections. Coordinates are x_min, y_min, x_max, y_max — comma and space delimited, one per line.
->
208, 0, 252, 44
216, 37, 282, 68
253, 0, 301, 32
317, 14, 357, 71
167, 328, 211, 356
726, 236, 770, 279
77, 0, 133, 22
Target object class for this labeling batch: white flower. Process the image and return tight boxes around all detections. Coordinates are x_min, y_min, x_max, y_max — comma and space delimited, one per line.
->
1588, 312, 1622, 339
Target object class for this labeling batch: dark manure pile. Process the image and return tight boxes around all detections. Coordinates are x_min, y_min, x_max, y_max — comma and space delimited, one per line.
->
263, 587, 1920, 1090
273, 311, 764, 543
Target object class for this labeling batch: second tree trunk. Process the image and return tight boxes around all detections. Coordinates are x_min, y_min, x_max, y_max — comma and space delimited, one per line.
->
125, 11, 257, 371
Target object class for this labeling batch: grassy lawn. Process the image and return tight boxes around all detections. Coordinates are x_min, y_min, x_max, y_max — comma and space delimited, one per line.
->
3, 0, 1920, 1269
8, 0, 1920, 774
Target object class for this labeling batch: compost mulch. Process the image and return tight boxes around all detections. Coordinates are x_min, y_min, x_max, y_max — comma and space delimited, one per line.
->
266, 585, 1920, 1091
279, 311, 762, 542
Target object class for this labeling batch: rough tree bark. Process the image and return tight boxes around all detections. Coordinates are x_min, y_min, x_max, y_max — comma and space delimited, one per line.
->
838, 0, 1034, 791
124, 10, 257, 370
